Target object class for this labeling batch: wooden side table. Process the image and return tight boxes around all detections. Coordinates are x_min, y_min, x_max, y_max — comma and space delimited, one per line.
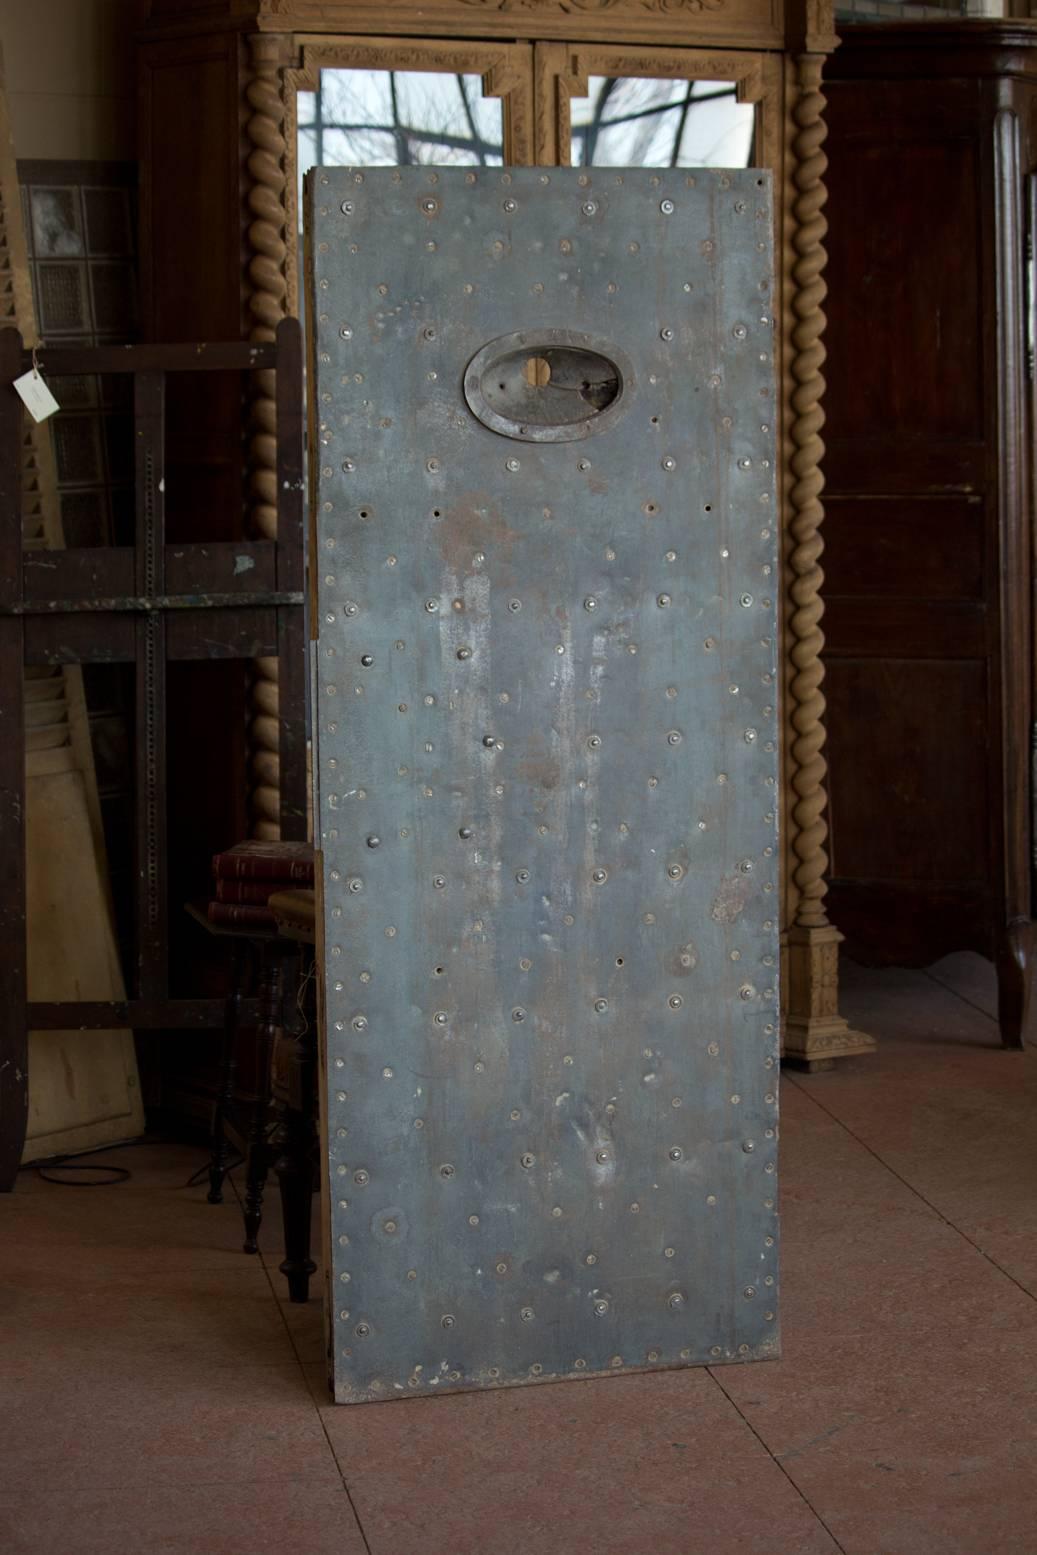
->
185, 905, 301, 1261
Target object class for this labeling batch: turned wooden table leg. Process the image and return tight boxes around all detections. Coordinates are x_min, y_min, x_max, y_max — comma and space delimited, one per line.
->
273, 948, 317, 1302
242, 939, 283, 1254
207, 939, 248, 1204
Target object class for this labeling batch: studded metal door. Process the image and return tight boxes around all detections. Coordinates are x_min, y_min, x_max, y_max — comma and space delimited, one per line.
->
309, 165, 780, 1404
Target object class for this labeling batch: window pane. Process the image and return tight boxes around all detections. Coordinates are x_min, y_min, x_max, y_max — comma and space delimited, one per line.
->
571, 77, 755, 169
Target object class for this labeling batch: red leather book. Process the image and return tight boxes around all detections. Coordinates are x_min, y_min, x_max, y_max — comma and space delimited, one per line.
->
207, 901, 279, 930
213, 879, 278, 905
212, 840, 314, 883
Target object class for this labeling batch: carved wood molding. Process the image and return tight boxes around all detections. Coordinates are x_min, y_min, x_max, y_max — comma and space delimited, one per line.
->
252, 0, 788, 49
784, 51, 831, 933
246, 33, 292, 838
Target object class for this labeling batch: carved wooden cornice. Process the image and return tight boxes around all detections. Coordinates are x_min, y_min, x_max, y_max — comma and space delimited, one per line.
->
141, 0, 838, 55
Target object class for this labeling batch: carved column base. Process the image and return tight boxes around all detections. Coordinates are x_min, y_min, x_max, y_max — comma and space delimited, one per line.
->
782, 924, 875, 1070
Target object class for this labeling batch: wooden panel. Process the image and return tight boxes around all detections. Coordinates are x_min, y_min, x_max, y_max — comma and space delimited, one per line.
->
165, 607, 279, 659
826, 658, 990, 887
828, 879, 995, 966
823, 496, 985, 601
823, 599, 986, 659
824, 89, 985, 465
25, 617, 136, 664
138, 39, 243, 341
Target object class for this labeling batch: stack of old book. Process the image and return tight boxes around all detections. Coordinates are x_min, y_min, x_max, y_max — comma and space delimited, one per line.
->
208, 840, 314, 931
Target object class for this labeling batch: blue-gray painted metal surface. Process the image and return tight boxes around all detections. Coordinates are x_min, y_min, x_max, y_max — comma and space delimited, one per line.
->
308, 166, 780, 1404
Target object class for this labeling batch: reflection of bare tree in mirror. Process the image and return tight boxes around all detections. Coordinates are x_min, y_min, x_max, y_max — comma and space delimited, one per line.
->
572, 78, 755, 169
298, 69, 502, 184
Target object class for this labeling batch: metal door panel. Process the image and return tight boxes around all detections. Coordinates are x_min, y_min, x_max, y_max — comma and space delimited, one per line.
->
308, 166, 779, 1403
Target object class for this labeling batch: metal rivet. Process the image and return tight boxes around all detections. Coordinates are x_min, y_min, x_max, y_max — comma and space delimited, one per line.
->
512, 1007, 527, 1022
457, 646, 472, 661
594, 1299, 610, 1316
441, 1313, 456, 1328
505, 457, 521, 473
660, 199, 675, 215
353, 1169, 369, 1186
351, 1015, 367, 1032
667, 730, 682, 746
591, 868, 608, 885
669, 1147, 683, 1161
521, 1153, 536, 1168
587, 734, 602, 751
366, 835, 380, 849
661, 457, 676, 472
658, 593, 672, 608
582, 201, 597, 215
515, 869, 530, 884
668, 995, 683, 1010
458, 826, 473, 840
594, 998, 609, 1014
668, 1292, 686, 1309
660, 327, 674, 341
340, 201, 354, 215
508, 598, 522, 612
439, 1163, 455, 1178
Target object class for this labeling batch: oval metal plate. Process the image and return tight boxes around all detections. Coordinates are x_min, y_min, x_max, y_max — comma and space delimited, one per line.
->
463, 328, 635, 443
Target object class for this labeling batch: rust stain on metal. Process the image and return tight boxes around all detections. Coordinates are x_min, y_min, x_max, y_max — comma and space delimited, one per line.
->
711, 875, 751, 924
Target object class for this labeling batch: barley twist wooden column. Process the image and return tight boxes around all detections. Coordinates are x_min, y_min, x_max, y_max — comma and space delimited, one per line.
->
782, 52, 873, 1068
246, 33, 291, 840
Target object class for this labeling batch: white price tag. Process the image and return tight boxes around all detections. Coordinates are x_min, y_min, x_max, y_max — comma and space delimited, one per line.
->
13, 367, 59, 423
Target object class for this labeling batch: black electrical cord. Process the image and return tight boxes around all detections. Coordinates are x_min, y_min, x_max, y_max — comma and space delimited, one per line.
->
21, 1136, 146, 1186
18, 1136, 232, 1189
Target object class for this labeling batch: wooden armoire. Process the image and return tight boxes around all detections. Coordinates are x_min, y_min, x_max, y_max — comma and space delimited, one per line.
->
136, 0, 877, 1067
823, 21, 1037, 1046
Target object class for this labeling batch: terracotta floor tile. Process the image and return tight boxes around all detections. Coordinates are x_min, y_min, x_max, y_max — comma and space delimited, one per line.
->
0, 1265, 297, 1367
800, 962, 1037, 1295
923, 952, 999, 1024
315, 1366, 838, 1555
0, 1483, 366, 1555
0, 1358, 340, 1489
718, 1006, 1037, 1555
2, 967, 1034, 1554
274, 1287, 328, 1364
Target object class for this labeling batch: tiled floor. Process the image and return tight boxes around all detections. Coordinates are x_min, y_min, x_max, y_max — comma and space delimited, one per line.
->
1, 957, 1035, 1554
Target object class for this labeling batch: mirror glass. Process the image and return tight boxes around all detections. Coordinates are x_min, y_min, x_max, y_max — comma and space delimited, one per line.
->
297, 70, 504, 220
570, 78, 755, 169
